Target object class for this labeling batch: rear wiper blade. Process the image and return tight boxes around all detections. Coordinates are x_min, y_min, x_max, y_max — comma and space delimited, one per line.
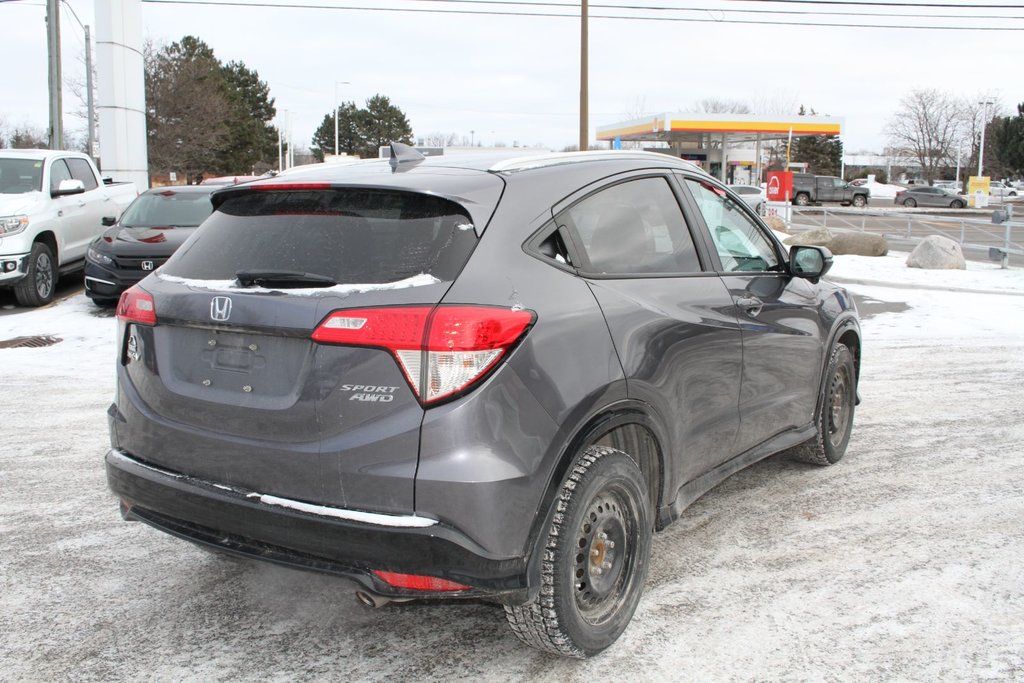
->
235, 270, 337, 288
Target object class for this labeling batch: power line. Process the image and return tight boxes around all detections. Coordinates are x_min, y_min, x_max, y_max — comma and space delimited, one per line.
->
405, 0, 1024, 21
139, 0, 1024, 29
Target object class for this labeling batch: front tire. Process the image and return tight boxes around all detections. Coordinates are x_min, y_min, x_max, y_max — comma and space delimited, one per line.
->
851, 195, 867, 208
904, 198, 917, 208
504, 446, 652, 658
951, 199, 964, 209
788, 344, 857, 466
14, 242, 57, 307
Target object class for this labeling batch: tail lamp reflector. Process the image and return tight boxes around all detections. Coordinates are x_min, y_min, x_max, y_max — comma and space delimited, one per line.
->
116, 286, 157, 325
312, 305, 534, 405
372, 570, 470, 592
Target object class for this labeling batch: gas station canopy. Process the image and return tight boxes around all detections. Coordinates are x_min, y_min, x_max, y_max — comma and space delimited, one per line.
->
597, 113, 843, 146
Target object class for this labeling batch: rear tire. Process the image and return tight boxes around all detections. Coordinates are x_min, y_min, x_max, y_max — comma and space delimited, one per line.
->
904, 198, 917, 208
504, 446, 651, 658
951, 200, 964, 209
794, 193, 810, 206
788, 344, 856, 466
14, 242, 57, 307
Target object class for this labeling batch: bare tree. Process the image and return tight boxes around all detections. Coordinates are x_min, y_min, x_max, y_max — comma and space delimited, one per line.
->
693, 98, 752, 114
422, 132, 459, 147
887, 89, 963, 184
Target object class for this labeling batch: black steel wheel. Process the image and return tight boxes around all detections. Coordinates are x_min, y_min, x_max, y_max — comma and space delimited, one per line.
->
788, 344, 857, 466
504, 445, 651, 658
14, 242, 57, 307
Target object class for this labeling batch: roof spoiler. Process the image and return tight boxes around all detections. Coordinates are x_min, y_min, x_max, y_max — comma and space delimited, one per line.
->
388, 142, 425, 172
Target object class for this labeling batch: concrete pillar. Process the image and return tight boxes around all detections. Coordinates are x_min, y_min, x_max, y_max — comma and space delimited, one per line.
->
95, 0, 149, 189
720, 132, 728, 183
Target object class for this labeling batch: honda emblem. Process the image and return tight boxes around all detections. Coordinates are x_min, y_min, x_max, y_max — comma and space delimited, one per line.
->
210, 296, 232, 322
141, 260, 155, 271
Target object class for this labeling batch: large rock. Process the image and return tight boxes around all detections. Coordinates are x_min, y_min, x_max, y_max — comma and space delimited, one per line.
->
784, 228, 889, 256
907, 235, 966, 270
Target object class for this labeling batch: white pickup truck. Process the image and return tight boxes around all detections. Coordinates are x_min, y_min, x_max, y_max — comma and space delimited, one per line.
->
0, 149, 137, 306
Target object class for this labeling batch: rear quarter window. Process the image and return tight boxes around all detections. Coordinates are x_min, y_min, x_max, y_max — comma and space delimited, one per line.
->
162, 189, 478, 285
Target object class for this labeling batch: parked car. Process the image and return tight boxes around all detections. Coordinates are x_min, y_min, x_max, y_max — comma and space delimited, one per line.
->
729, 184, 766, 214
199, 175, 262, 186
791, 173, 870, 207
895, 186, 966, 208
933, 180, 963, 193
84, 185, 217, 305
988, 181, 1018, 198
106, 147, 861, 658
0, 149, 137, 306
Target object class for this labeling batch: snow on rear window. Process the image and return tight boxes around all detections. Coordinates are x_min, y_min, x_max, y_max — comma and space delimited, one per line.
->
161, 189, 478, 285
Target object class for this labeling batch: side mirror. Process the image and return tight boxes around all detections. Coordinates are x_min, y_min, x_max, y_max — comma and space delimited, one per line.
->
52, 179, 86, 197
790, 245, 833, 282
101, 216, 117, 227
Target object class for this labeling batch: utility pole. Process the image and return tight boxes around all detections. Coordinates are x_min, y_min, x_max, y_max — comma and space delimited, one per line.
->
579, 0, 588, 152
333, 81, 349, 156
46, 0, 64, 149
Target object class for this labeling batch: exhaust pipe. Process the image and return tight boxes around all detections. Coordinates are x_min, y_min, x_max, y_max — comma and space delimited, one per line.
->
355, 591, 390, 609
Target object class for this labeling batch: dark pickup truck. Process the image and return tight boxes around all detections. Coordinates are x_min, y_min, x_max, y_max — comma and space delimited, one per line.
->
792, 173, 870, 207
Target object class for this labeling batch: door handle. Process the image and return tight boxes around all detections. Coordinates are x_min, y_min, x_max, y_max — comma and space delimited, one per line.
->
736, 296, 763, 317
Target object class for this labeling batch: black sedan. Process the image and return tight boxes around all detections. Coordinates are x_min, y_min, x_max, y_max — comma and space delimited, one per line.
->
895, 186, 965, 209
84, 185, 216, 305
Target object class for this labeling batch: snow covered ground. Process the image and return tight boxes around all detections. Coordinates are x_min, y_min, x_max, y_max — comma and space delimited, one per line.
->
1, 251, 1023, 680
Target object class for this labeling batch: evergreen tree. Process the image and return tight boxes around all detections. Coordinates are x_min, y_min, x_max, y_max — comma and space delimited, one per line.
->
311, 102, 361, 161
220, 61, 278, 174
310, 95, 413, 160
993, 102, 1024, 176
790, 105, 843, 176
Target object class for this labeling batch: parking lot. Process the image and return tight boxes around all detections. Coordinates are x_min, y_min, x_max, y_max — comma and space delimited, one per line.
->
1, 267, 1022, 681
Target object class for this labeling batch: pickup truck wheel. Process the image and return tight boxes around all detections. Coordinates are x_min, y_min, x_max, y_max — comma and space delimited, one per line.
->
904, 198, 917, 208
788, 344, 856, 466
504, 445, 651, 658
794, 193, 810, 206
851, 195, 867, 208
14, 242, 57, 307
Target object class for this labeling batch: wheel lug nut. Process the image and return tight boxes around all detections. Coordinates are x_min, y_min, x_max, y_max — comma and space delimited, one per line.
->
602, 561, 612, 570
607, 541, 615, 549
591, 549, 600, 557
599, 532, 608, 540
594, 567, 603, 575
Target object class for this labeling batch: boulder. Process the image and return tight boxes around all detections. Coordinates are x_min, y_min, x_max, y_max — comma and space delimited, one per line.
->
784, 229, 888, 256
907, 235, 966, 270
828, 232, 889, 257
762, 214, 788, 232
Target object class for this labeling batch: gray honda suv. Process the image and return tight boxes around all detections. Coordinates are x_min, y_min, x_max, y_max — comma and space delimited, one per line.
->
106, 147, 860, 658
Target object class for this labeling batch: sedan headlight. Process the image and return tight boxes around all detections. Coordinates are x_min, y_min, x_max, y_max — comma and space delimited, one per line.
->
0, 215, 29, 236
87, 246, 114, 266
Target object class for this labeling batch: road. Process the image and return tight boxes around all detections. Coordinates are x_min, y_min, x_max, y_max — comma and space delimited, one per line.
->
1, 290, 1023, 680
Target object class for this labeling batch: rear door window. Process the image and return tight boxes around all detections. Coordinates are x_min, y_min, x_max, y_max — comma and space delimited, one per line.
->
556, 177, 702, 276
66, 158, 99, 191
162, 188, 478, 285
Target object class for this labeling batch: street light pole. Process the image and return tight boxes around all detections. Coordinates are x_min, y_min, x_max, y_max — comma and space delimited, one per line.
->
977, 99, 994, 178
61, 1, 95, 160
334, 80, 350, 157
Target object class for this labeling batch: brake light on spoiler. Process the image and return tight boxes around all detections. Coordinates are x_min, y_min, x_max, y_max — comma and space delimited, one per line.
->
312, 305, 535, 406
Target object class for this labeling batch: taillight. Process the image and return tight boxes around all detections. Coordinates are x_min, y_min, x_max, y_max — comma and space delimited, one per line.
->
312, 305, 535, 406
116, 285, 156, 325
372, 570, 470, 592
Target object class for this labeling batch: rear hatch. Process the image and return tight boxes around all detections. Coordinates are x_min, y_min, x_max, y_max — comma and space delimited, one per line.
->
115, 185, 489, 514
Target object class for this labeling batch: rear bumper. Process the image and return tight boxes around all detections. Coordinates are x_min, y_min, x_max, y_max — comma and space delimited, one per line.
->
105, 448, 530, 602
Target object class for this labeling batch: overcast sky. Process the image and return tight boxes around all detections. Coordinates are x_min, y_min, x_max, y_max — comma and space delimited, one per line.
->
2, 0, 1022, 156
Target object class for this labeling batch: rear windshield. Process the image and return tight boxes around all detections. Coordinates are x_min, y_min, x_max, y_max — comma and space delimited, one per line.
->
162, 189, 478, 285
122, 190, 215, 227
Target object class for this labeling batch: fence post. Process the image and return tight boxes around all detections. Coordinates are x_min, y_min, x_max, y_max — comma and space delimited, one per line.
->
861, 212, 866, 232
823, 207, 828, 230
960, 219, 965, 244
906, 215, 912, 239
